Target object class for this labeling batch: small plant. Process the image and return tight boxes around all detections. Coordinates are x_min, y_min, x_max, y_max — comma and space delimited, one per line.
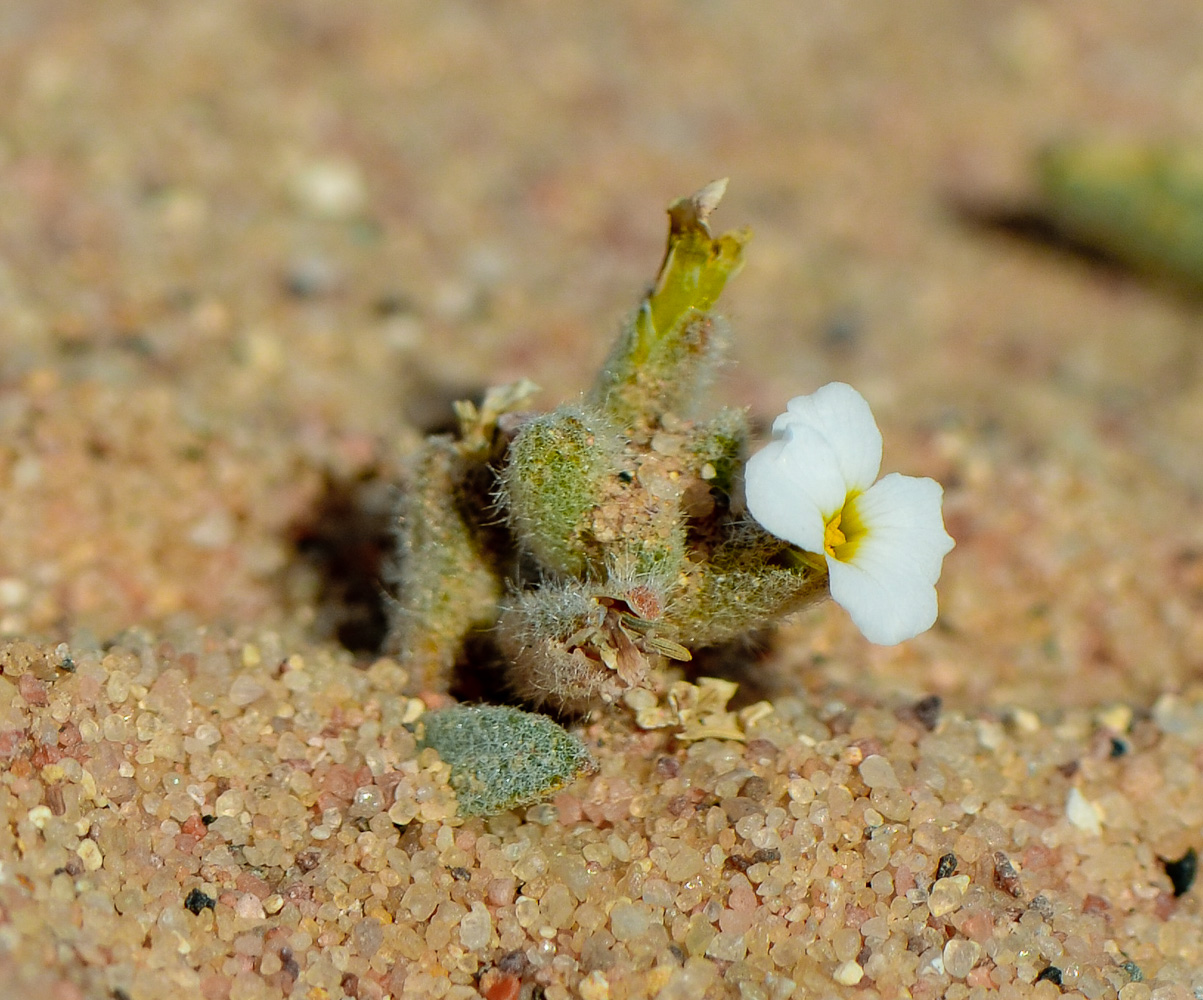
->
1038, 141, 1203, 290
387, 180, 954, 715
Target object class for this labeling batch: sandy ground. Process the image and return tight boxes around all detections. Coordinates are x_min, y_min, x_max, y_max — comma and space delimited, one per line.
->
2, 2, 1203, 998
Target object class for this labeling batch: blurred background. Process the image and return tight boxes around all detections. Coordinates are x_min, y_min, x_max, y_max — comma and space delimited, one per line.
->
1, 1, 1202, 710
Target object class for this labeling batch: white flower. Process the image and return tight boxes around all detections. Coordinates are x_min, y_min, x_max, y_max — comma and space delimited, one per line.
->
744, 382, 954, 645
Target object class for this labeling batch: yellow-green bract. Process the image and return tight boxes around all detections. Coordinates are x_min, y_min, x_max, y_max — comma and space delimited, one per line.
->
417, 705, 595, 817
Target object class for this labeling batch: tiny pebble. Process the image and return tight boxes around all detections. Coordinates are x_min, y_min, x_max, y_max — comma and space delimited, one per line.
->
577, 971, 610, 1000
459, 901, 493, 951
27, 805, 52, 829
942, 938, 981, 978
480, 971, 521, 1000
912, 694, 942, 731
927, 875, 970, 917
235, 893, 265, 920
403, 883, 442, 921
1162, 847, 1197, 897
184, 888, 215, 915
609, 900, 650, 941
1151, 693, 1203, 736
858, 754, 899, 789
993, 851, 1023, 897
832, 960, 864, 986
935, 852, 958, 879
705, 931, 747, 962
188, 510, 234, 549
290, 159, 366, 218
1098, 703, 1133, 733
227, 674, 266, 707
0, 578, 29, 608
666, 846, 703, 881
1009, 707, 1041, 733
1066, 787, 1102, 835
1119, 961, 1143, 983
76, 839, 103, 871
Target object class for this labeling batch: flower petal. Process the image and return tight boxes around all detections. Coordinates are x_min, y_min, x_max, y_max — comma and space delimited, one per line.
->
744, 427, 844, 552
773, 382, 882, 493
826, 473, 954, 644
851, 474, 955, 580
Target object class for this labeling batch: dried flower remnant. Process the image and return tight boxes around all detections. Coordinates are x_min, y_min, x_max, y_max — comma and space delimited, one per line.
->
744, 381, 955, 645
624, 676, 768, 743
497, 578, 691, 715
416, 704, 595, 816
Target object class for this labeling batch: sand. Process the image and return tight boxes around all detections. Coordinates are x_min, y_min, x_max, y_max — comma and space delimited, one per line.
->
2, 2, 1203, 997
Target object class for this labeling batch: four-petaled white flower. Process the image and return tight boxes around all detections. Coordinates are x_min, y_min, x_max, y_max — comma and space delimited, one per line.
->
744, 381, 955, 645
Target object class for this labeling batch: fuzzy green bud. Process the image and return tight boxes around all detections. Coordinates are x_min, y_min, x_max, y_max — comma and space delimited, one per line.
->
501, 405, 618, 577
385, 437, 502, 692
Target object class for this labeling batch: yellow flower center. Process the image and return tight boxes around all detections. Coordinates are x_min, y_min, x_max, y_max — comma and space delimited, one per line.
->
824, 494, 866, 563
823, 512, 847, 557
